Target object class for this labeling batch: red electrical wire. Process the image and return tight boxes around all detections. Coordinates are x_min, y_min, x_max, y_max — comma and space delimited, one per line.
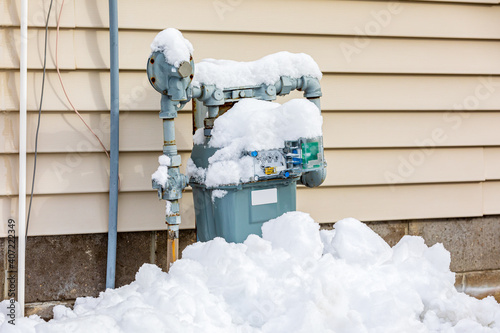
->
55, 0, 121, 188
55, 0, 110, 159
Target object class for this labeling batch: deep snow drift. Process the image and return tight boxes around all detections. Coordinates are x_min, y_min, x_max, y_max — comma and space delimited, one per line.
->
1, 212, 499, 333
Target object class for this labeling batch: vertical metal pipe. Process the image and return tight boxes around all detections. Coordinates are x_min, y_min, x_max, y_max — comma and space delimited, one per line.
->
307, 97, 321, 112
106, 0, 119, 290
18, 0, 28, 317
162, 119, 177, 155
167, 228, 179, 269
162, 118, 180, 270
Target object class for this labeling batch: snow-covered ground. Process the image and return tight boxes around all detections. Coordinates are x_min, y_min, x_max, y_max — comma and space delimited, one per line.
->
1, 212, 499, 333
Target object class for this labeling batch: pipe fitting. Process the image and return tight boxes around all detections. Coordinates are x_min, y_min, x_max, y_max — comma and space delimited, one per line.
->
300, 76, 322, 99
166, 216, 181, 226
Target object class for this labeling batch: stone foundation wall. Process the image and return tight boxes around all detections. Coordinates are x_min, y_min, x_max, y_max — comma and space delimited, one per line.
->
2, 216, 499, 319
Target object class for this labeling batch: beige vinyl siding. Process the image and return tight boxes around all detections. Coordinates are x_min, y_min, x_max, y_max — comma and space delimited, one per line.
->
419, 0, 500, 3
483, 181, 500, 214
1, 0, 499, 236
0, 182, 483, 237
0, 147, 488, 196
0, 192, 196, 236
6, 29, 500, 74
79, 0, 500, 39
6, 0, 500, 38
3, 73, 500, 112
3, 111, 500, 154
485, 148, 500, 179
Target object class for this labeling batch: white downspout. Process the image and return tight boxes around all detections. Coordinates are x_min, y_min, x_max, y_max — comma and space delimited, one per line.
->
18, 0, 28, 317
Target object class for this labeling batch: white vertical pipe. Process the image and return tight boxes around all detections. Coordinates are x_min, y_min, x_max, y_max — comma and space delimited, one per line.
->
18, 0, 28, 318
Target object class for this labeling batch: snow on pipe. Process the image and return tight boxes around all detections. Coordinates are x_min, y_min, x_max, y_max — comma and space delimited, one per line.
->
163, 112, 181, 269
17, 0, 28, 317
106, 0, 119, 290
146, 46, 193, 267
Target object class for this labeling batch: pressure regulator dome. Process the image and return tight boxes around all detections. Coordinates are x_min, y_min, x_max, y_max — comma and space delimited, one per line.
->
147, 52, 195, 94
148, 28, 195, 94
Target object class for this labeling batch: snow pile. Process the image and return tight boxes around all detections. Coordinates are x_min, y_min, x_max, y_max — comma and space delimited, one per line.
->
150, 28, 193, 67
151, 155, 170, 188
192, 51, 322, 89
3, 212, 500, 333
187, 98, 323, 187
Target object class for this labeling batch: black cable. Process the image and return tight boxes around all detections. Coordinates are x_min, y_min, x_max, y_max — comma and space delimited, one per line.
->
26, 0, 53, 238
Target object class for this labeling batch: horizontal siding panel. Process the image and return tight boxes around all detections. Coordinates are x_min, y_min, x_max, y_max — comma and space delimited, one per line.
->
0, 71, 114, 112
2, 111, 500, 154
328, 147, 484, 186
0, 28, 75, 70
0, 191, 195, 237
4, 27, 500, 75
328, 112, 500, 148
418, 0, 500, 3
73, 0, 500, 39
0, 111, 185, 153
328, 75, 500, 111
484, 148, 500, 180
0, 148, 485, 195
4, 1, 500, 40
483, 180, 500, 214
0, 151, 189, 195
1, 0, 75, 28
1, 152, 113, 195
0, 71, 156, 112
72, 30, 500, 75
3, 72, 500, 112
298, 182, 483, 222
0, 182, 483, 236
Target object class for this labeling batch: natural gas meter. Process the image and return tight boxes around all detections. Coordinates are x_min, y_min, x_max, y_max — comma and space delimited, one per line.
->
147, 28, 326, 248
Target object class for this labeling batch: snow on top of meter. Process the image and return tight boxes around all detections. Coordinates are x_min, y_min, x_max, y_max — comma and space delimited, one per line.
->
150, 28, 193, 67
4, 212, 500, 332
192, 51, 322, 89
187, 98, 323, 188
209, 98, 322, 149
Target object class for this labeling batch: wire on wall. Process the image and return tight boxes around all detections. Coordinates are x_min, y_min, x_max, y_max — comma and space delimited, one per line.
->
26, 0, 54, 237
26, 0, 119, 237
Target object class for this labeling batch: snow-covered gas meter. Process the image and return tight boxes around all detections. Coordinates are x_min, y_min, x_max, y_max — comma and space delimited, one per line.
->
147, 29, 327, 263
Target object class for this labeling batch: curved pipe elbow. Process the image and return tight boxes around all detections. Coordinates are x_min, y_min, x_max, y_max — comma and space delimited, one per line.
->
300, 168, 327, 188
300, 77, 322, 99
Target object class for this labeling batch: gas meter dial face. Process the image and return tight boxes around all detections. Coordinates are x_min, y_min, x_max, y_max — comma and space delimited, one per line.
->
252, 150, 287, 179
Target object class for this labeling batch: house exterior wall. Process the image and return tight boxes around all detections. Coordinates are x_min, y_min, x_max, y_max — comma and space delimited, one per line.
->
1, 0, 500, 311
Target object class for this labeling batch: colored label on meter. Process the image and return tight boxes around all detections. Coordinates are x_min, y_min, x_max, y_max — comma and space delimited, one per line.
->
301, 141, 321, 169
264, 167, 276, 175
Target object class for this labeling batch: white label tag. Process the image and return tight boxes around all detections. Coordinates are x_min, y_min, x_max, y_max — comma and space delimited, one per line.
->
251, 188, 278, 206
